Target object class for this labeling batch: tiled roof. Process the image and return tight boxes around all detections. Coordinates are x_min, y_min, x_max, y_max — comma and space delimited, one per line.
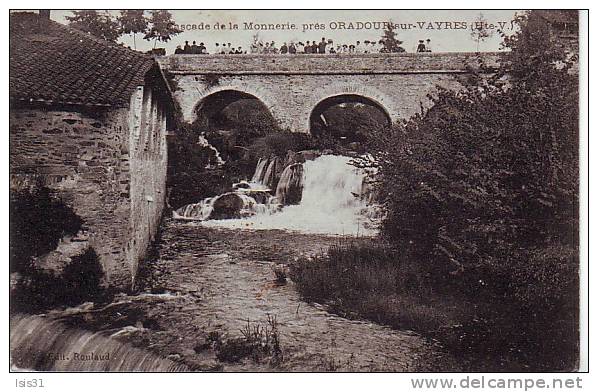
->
10, 12, 156, 108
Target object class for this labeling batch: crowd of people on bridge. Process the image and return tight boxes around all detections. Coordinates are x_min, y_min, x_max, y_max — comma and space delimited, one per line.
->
173, 37, 433, 55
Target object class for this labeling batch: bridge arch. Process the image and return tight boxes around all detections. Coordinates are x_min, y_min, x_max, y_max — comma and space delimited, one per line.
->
191, 85, 279, 128
306, 84, 399, 134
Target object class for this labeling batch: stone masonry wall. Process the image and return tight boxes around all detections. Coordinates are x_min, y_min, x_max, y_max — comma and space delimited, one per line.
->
158, 53, 499, 131
126, 86, 168, 282
10, 107, 133, 288
9, 87, 168, 289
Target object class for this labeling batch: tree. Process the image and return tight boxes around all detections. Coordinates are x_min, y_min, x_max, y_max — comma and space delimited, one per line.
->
380, 21, 405, 53
361, 10, 579, 368
66, 10, 121, 42
144, 10, 182, 48
118, 10, 148, 50
470, 12, 494, 52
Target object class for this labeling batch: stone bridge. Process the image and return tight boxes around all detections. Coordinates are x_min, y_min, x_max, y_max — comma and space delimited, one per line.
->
157, 53, 500, 133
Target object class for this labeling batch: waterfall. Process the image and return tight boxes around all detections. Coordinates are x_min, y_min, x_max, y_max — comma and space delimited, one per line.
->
197, 134, 225, 168
262, 157, 282, 189
275, 163, 304, 205
201, 155, 379, 235
10, 314, 187, 371
251, 157, 269, 184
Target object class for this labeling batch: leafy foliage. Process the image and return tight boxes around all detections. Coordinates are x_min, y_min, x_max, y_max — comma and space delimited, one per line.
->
354, 10, 579, 369
167, 99, 283, 209
144, 10, 182, 48
10, 187, 83, 274
11, 248, 104, 313
66, 10, 121, 42
470, 13, 495, 51
117, 10, 148, 49
380, 21, 405, 53
9, 187, 104, 312
311, 103, 389, 151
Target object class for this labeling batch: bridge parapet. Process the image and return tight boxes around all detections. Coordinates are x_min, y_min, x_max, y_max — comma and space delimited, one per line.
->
159, 52, 503, 131
158, 52, 502, 75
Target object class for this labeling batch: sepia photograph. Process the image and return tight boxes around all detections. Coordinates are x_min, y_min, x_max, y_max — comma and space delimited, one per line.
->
7, 5, 588, 382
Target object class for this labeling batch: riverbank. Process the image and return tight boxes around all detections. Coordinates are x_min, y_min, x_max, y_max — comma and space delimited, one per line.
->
290, 241, 579, 372
22, 220, 457, 371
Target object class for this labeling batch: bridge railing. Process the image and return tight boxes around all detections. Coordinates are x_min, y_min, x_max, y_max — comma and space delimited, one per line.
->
157, 52, 502, 75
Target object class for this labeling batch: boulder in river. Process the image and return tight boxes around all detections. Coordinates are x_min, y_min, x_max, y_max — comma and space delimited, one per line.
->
210, 193, 245, 220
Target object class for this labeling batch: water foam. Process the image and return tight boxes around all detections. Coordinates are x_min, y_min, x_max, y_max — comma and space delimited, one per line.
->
201, 155, 378, 235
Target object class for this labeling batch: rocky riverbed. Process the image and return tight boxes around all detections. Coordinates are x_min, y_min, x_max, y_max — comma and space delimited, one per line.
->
42, 219, 458, 371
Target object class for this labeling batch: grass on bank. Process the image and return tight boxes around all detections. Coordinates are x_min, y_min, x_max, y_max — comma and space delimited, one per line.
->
289, 240, 579, 372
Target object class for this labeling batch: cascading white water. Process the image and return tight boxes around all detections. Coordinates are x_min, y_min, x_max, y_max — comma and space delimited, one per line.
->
251, 157, 269, 183
10, 314, 187, 371
201, 155, 378, 235
197, 134, 225, 168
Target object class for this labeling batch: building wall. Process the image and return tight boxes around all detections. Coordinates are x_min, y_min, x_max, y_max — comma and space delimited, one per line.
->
9, 87, 168, 289
126, 86, 168, 282
158, 53, 499, 132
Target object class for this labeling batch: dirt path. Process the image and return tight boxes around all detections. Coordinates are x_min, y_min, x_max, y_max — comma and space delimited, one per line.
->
100, 218, 451, 371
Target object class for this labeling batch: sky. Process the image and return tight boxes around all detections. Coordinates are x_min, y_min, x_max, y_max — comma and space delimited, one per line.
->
50, 10, 523, 54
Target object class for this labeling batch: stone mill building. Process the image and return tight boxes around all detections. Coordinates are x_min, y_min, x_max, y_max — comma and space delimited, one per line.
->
9, 12, 176, 289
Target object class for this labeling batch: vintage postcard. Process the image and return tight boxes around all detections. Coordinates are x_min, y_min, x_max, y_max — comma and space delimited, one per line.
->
8, 7, 587, 384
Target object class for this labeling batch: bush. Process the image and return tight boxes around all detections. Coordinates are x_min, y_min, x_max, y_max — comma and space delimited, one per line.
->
247, 131, 316, 159
340, 11, 579, 370
291, 241, 578, 371
10, 186, 83, 274
9, 187, 106, 312
11, 248, 104, 313
213, 316, 283, 366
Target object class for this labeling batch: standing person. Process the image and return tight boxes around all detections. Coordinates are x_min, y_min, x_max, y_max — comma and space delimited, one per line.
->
355, 40, 363, 53
425, 38, 432, 52
297, 42, 305, 53
174, 45, 184, 54
191, 40, 199, 54
311, 41, 318, 53
304, 41, 312, 53
280, 42, 288, 54
214, 42, 220, 54
183, 40, 191, 53
318, 37, 327, 54
363, 40, 370, 53
199, 42, 206, 54
288, 42, 297, 54
417, 40, 426, 52
327, 41, 336, 54
226, 43, 233, 54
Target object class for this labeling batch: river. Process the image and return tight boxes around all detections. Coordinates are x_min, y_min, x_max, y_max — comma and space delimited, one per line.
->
11, 154, 458, 371
15, 221, 454, 371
